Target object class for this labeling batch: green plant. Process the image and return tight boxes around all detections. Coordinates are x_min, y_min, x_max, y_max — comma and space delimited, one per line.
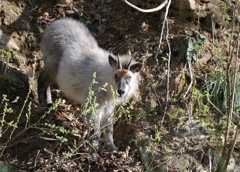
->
0, 95, 18, 138
204, 67, 240, 115
79, 72, 109, 134
0, 93, 25, 156
0, 55, 64, 157
0, 47, 12, 60
221, 2, 232, 12
43, 123, 79, 143
80, 72, 100, 118
181, 34, 208, 62
135, 131, 163, 172
140, 109, 148, 120
205, 70, 227, 111
62, 140, 78, 158
192, 87, 204, 102
118, 100, 136, 123
146, 131, 162, 154
191, 86, 223, 134
178, 142, 189, 154
0, 164, 11, 172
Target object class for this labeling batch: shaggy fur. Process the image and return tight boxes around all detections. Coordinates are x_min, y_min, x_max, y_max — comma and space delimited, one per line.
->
38, 18, 142, 156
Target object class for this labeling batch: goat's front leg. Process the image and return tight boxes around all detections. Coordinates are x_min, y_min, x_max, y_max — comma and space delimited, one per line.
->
88, 112, 101, 160
103, 114, 118, 153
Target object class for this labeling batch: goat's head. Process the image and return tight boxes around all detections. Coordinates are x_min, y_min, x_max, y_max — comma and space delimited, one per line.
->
108, 54, 142, 97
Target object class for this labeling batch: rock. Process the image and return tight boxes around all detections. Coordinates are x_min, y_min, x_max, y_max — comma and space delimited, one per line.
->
0, 29, 19, 51
171, 0, 196, 14
145, 95, 157, 112
171, 0, 202, 19
227, 156, 236, 171
168, 70, 187, 98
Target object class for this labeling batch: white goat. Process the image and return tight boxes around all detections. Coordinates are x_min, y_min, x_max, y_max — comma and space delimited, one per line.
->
38, 18, 142, 157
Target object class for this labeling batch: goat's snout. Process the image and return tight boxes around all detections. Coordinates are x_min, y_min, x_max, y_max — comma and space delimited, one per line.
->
117, 89, 125, 97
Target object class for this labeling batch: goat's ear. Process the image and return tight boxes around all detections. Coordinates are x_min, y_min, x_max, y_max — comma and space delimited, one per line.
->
108, 55, 117, 67
130, 62, 143, 73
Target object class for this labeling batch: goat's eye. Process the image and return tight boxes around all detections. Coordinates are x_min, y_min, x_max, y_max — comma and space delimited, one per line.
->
126, 75, 132, 85
115, 74, 120, 82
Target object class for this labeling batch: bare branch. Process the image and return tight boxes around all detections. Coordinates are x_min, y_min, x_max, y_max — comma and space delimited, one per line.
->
182, 61, 193, 99
161, 17, 171, 124
154, 0, 171, 62
217, 1, 240, 170
207, 96, 225, 116
159, 0, 172, 124
122, 0, 168, 13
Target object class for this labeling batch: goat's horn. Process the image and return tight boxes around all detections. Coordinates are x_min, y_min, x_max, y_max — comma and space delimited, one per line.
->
117, 54, 122, 69
127, 57, 133, 70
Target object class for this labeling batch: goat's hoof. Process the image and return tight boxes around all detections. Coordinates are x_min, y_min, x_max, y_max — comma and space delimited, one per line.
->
105, 144, 118, 153
38, 106, 48, 112
91, 152, 100, 161
39, 103, 53, 111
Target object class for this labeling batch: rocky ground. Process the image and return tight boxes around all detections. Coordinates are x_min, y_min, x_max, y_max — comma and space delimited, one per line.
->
0, 0, 240, 171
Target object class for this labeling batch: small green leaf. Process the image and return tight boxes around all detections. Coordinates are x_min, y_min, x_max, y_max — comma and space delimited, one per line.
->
0, 164, 11, 172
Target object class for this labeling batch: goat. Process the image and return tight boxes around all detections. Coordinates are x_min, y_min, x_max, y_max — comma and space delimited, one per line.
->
38, 18, 142, 157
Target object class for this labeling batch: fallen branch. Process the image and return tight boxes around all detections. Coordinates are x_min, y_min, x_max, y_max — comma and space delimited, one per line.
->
122, 0, 168, 13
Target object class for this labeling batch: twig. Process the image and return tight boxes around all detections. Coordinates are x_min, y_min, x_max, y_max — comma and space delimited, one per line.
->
122, 0, 168, 13
161, 10, 171, 124
222, 31, 240, 172
153, 87, 161, 111
182, 61, 193, 99
34, 150, 40, 169
211, 14, 215, 44
222, 32, 240, 158
207, 97, 224, 116
225, 122, 240, 171
208, 149, 212, 172
217, 1, 240, 170
154, 0, 171, 63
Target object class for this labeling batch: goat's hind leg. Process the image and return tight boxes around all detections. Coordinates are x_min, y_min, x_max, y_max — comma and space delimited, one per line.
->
38, 70, 52, 108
